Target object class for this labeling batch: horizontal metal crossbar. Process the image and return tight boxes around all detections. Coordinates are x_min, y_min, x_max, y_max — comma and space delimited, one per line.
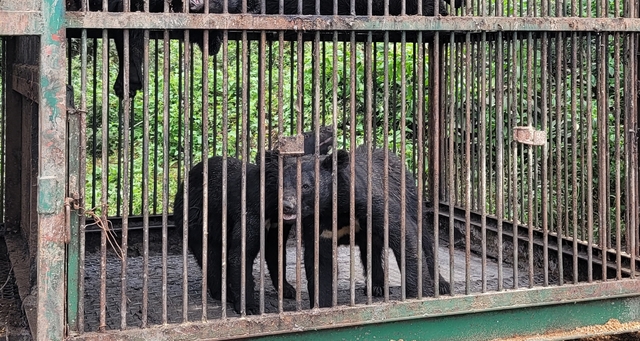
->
0, 12, 43, 35
65, 13, 638, 32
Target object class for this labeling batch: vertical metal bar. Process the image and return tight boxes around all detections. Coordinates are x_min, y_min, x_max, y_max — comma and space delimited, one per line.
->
38, 0, 67, 337
431, 33, 441, 298
258, 31, 266, 316
416, 31, 424, 300
201, 29, 211, 321
541, 32, 550, 287
614, 31, 622, 280
571, 31, 579, 284
627, 31, 638, 275
296, 33, 304, 310
240, 31, 249, 317
527, 32, 535, 288
313, 31, 322, 310
161, 28, 170, 325
496, 31, 504, 291
221, 30, 229, 319
383, 32, 390, 302
447, 33, 455, 295
121, 25, 131, 331
141, 26, 150, 328
349, 31, 357, 305
181, 29, 191, 323
479, 32, 488, 293
586, 31, 594, 283
277, 31, 286, 313
100, 29, 109, 332
331, 31, 339, 307
554, 32, 564, 286
597, 32, 608, 282
510, 33, 519, 290
400, 31, 407, 301
464, 33, 472, 295
67, 28, 88, 333
365, 32, 374, 304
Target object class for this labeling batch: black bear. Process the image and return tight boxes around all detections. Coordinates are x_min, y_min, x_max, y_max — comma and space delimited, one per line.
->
173, 126, 333, 314
277, 145, 450, 308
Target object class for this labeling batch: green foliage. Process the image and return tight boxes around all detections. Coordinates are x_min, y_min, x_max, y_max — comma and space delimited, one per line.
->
67, 29, 632, 248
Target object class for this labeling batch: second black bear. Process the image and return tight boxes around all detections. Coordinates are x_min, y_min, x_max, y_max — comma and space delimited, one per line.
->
277, 145, 450, 308
173, 126, 333, 314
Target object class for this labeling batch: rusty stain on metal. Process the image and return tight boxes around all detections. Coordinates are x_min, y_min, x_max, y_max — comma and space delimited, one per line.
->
0, 12, 43, 35
276, 134, 305, 155
64, 13, 639, 32
513, 126, 547, 146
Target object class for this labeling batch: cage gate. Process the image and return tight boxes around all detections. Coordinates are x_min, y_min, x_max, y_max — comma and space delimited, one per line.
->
1, 0, 640, 339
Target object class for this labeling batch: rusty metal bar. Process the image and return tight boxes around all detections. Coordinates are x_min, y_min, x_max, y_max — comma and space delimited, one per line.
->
400, 31, 408, 301
65, 13, 640, 32
586, 31, 594, 283
220, 29, 229, 319
240, 30, 249, 317
614, 31, 622, 280
540, 31, 549, 287
571, 31, 579, 284
295, 32, 304, 311
161, 28, 170, 325
432, 32, 441, 298
201, 29, 210, 321
365, 31, 374, 304
331, 30, 339, 307
496, 31, 504, 291
526, 32, 535, 288
510, 33, 519, 290
276, 30, 286, 313
554, 32, 563, 286
258, 30, 266, 316
464, 32, 472, 295
479, 32, 488, 293
313, 30, 321, 312
120, 28, 131, 331
447, 32, 455, 296
99, 28, 109, 332
383, 31, 390, 302
349, 30, 357, 305
181, 29, 191, 322
597, 32, 608, 281
141, 26, 150, 328
416, 30, 424, 300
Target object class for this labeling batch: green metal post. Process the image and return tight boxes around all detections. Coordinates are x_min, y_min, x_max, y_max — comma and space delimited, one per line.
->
38, 0, 68, 339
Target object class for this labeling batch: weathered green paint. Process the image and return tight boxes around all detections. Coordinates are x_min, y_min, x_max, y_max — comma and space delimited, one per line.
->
65, 13, 640, 32
67, 87, 80, 331
256, 296, 640, 341
68, 280, 640, 340
38, 0, 68, 339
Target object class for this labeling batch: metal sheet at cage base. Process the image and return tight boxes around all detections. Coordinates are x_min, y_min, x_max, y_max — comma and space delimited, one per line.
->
67, 280, 640, 340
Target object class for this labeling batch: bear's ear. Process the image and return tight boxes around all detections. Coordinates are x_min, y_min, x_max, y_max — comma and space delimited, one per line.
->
321, 149, 349, 171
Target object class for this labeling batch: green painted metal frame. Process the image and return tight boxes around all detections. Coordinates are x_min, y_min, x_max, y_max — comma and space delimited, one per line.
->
36, 0, 68, 340
68, 280, 640, 340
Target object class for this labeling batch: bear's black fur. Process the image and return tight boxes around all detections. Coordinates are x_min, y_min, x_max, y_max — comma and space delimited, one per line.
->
277, 145, 450, 308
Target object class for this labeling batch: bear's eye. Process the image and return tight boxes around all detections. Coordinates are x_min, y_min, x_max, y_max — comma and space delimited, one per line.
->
302, 184, 311, 190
